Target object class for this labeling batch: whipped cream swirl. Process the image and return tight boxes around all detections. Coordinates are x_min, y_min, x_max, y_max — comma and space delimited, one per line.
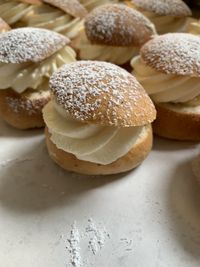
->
43, 101, 144, 165
80, 0, 118, 11
131, 56, 200, 104
0, 46, 76, 93
0, 0, 33, 26
141, 10, 191, 34
25, 4, 83, 39
188, 21, 200, 35
74, 30, 139, 65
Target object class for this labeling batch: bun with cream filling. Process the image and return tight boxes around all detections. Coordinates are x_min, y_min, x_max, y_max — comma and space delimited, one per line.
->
131, 33, 200, 140
0, 27, 76, 129
43, 60, 156, 175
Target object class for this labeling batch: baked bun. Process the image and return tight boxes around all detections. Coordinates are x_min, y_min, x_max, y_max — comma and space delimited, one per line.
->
0, 89, 50, 130
129, 0, 192, 34
45, 125, 153, 175
85, 4, 156, 47
72, 4, 156, 66
0, 18, 10, 33
131, 33, 200, 141
43, 61, 156, 175
0, 27, 76, 129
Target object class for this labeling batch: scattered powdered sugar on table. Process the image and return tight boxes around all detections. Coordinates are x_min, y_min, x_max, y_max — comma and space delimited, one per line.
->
65, 218, 110, 266
66, 221, 82, 267
86, 218, 110, 255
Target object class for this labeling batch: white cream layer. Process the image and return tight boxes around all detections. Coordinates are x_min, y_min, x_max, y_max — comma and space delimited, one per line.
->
0, 0, 33, 25
80, 0, 118, 11
141, 10, 192, 34
131, 56, 200, 105
74, 30, 139, 65
188, 21, 200, 35
25, 4, 84, 39
0, 46, 76, 93
43, 101, 144, 165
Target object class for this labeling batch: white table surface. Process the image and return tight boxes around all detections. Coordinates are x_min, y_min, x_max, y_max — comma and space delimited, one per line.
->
0, 117, 200, 267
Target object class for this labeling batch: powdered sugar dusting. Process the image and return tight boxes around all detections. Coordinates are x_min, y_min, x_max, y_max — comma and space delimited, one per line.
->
0, 27, 68, 64
50, 61, 156, 127
6, 90, 50, 115
132, 0, 191, 16
85, 4, 156, 47
43, 0, 87, 18
141, 33, 200, 76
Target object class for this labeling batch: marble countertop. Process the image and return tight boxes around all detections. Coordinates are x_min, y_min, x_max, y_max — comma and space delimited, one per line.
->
0, 118, 200, 267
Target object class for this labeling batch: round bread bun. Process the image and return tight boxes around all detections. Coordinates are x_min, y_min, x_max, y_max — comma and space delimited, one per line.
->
49, 61, 156, 127
0, 27, 69, 64
131, 0, 192, 17
0, 18, 10, 33
42, 0, 87, 18
140, 33, 200, 77
153, 102, 200, 141
84, 4, 156, 47
0, 89, 50, 129
45, 125, 153, 175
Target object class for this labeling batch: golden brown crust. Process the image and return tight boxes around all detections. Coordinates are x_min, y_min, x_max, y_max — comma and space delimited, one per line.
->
45, 125, 153, 175
0, 18, 10, 33
153, 102, 200, 141
131, 0, 192, 17
50, 61, 156, 127
42, 0, 87, 18
140, 33, 200, 77
0, 89, 50, 129
84, 4, 156, 47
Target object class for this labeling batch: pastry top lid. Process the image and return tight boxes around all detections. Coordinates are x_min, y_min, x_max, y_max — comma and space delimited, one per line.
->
0, 27, 69, 64
140, 33, 200, 77
42, 0, 87, 18
49, 61, 156, 127
0, 18, 10, 33
131, 0, 192, 17
85, 4, 156, 47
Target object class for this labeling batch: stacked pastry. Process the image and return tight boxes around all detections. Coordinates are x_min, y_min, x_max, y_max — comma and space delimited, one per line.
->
128, 0, 193, 33
72, 4, 156, 67
43, 61, 156, 175
131, 33, 200, 141
188, 20, 200, 34
0, 27, 76, 129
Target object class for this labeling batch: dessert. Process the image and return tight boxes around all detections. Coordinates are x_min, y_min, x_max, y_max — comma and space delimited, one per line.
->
43, 61, 156, 175
0, 27, 76, 129
0, 18, 10, 33
129, 0, 192, 34
72, 4, 156, 67
131, 33, 200, 141
24, 0, 87, 39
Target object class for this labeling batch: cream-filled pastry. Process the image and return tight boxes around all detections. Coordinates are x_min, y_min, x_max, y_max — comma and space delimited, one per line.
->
72, 4, 156, 67
0, 0, 41, 27
80, 0, 118, 11
131, 33, 200, 141
0, 27, 76, 129
129, 0, 193, 34
24, 0, 87, 39
43, 61, 156, 175
0, 17, 10, 33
